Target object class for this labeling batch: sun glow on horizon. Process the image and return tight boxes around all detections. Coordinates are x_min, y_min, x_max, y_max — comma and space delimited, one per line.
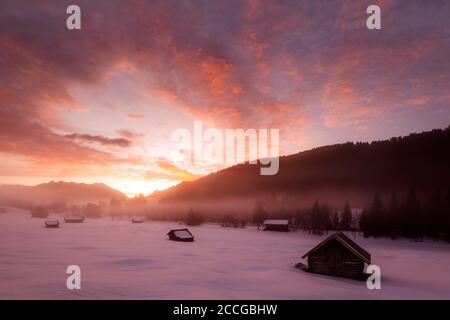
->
0, 174, 181, 198
105, 178, 179, 197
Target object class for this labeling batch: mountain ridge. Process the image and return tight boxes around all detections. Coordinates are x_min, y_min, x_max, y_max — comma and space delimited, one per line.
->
0, 181, 126, 208
149, 126, 450, 207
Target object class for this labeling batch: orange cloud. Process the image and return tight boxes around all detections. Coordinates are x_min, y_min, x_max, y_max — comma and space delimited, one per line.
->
125, 113, 145, 120
156, 161, 201, 182
65, 133, 132, 148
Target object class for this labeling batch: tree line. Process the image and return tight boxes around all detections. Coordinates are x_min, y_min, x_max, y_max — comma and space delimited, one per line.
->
250, 187, 450, 241
360, 188, 450, 240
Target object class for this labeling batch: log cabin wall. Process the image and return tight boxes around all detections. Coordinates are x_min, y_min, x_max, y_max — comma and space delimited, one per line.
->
307, 238, 365, 280
265, 225, 289, 232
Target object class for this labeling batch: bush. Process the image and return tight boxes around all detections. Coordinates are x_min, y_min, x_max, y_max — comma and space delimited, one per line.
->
185, 209, 204, 226
30, 206, 49, 218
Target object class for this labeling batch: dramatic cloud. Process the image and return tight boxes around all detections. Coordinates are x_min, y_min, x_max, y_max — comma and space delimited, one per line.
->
0, 112, 120, 165
1, 0, 449, 193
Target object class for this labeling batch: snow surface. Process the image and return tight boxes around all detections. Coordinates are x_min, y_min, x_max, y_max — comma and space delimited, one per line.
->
1, 206, 450, 300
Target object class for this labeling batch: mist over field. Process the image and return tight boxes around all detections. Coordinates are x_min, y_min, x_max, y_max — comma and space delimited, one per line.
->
2, 128, 449, 235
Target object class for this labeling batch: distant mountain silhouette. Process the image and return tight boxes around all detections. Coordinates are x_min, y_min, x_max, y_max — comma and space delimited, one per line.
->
0, 181, 126, 208
151, 126, 450, 207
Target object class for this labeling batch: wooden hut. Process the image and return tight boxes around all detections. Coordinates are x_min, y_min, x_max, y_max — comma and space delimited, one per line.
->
64, 215, 85, 223
131, 217, 144, 223
45, 220, 60, 228
167, 228, 194, 242
302, 232, 371, 280
263, 219, 289, 232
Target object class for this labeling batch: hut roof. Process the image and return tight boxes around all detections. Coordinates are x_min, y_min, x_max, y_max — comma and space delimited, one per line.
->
302, 232, 371, 264
45, 220, 59, 226
263, 219, 289, 225
167, 229, 193, 239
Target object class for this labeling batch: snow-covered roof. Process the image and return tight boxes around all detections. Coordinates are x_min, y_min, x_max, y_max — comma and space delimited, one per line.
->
173, 229, 193, 239
263, 219, 289, 225
302, 232, 371, 264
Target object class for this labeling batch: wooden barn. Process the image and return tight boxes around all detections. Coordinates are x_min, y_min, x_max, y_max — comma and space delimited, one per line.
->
45, 220, 59, 228
263, 219, 289, 232
131, 217, 144, 223
302, 232, 371, 281
167, 228, 194, 242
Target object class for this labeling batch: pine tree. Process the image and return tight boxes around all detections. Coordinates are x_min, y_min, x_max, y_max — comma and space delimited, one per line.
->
319, 204, 333, 232
252, 201, 267, 229
332, 211, 339, 231
340, 202, 352, 231
311, 200, 321, 233
365, 192, 383, 237
424, 189, 443, 238
388, 193, 400, 238
444, 187, 450, 241
402, 187, 422, 239
360, 209, 369, 237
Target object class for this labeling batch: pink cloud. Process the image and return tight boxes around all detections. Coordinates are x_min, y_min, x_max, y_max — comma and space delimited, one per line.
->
65, 133, 132, 148
0, 0, 449, 180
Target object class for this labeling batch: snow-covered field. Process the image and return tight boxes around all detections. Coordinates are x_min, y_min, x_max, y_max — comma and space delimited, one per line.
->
1, 206, 449, 300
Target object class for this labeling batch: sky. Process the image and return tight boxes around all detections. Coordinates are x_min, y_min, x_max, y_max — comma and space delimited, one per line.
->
1, 0, 449, 196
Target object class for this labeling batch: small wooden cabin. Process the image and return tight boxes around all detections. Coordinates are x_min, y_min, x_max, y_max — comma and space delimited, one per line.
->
302, 232, 371, 281
167, 228, 194, 242
64, 215, 85, 223
131, 217, 144, 223
263, 219, 289, 232
45, 220, 60, 228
